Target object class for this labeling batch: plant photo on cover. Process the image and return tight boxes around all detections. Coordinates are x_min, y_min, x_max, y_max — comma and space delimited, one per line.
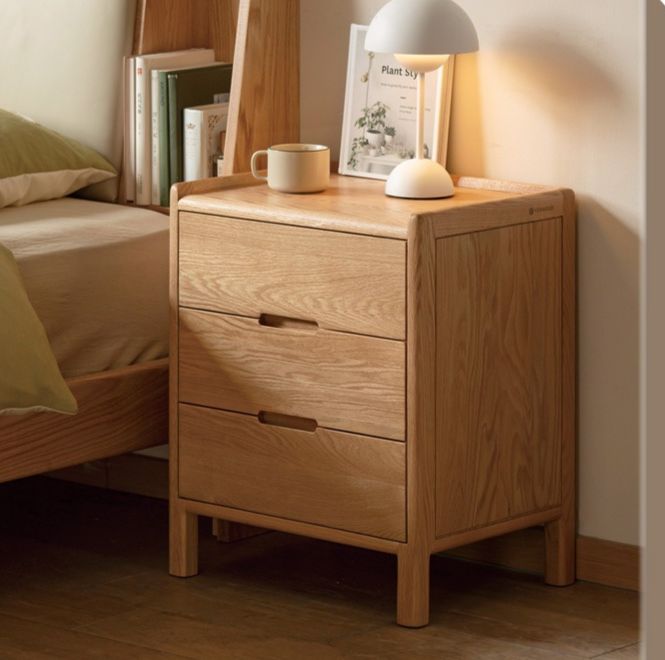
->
339, 24, 454, 181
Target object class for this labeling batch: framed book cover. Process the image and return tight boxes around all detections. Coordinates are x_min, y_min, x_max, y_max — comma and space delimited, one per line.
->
339, 24, 455, 181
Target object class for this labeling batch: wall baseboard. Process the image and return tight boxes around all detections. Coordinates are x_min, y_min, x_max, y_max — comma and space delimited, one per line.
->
49, 456, 640, 592
446, 527, 640, 592
575, 535, 641, 591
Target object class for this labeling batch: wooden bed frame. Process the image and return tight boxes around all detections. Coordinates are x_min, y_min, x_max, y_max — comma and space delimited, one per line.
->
0, 0, 299, 485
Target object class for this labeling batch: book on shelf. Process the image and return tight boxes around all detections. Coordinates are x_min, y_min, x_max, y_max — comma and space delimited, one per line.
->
184, 103, 229, 182
167, 63, 233, 188
133, 48, 215, 205
151, 69, 171, 206
123, 57, 135, 202
151, 64, 229, 205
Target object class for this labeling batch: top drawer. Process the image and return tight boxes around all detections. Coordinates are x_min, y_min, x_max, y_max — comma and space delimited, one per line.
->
178, 213, 406, 340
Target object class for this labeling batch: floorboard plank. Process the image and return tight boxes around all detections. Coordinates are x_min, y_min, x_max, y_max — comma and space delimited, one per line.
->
0, 612, 185, 659
592, 643, 642, 659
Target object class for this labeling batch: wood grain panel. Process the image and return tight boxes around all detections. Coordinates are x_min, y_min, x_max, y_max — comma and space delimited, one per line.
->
545, 190, 577, 586
209, 0, 240, 62
430, 191, 565, 238
223, 0, 300, 173
173, 171, 261, 199
134, 0, 240, 58
435, 219, 563, 537
433, 509, 560, 553
177, 174, 541, 240
178, 404, 406, 540
452, 175, 552, 194
178, 213, 406, 339
133, 0, 211, 55
178, 309, 405, 440
186, 499, 401, 554
0, 360, 168, 483
396, 214, 438, 627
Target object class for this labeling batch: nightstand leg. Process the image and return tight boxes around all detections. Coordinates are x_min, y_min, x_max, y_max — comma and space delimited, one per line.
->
169, 505, 198, 577
544, 516, 576, 586
396, 546, 430, 627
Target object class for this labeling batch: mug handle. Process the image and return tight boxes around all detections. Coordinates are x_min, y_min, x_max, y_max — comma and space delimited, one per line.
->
250, 150, 269, 181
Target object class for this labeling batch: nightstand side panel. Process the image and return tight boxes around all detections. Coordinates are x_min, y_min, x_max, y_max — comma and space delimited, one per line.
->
434, 217, 563, 537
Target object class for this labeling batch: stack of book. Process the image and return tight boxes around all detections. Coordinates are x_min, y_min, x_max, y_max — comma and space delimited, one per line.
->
124, 49, 232, 206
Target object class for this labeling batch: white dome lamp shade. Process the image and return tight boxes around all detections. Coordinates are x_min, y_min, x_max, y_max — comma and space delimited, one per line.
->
365, 0, 478, 199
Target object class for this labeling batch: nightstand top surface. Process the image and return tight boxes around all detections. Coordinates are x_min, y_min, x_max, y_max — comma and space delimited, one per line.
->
178, 174, 557, 240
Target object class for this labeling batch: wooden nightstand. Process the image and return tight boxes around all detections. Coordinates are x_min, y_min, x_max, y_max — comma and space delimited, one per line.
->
169, 173, 576, 627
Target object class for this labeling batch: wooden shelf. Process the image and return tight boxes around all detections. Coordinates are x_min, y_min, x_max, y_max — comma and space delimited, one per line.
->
128, 0, 299, 204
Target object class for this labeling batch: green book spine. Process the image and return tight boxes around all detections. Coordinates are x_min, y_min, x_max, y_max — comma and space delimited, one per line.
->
167, 64, 233, 186
158, 72, 170, 207
167, 73, 180, 188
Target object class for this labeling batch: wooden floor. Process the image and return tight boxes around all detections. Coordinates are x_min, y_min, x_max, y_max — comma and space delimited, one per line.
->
0, 478, 640, 659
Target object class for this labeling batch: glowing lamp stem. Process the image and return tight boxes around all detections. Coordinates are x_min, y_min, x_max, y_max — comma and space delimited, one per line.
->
416, 72, 425, 160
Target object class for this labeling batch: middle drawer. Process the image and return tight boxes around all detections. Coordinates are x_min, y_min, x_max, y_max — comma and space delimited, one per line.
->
178, 308, 405, 441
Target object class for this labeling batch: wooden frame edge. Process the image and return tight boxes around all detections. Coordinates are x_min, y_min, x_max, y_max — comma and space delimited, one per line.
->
432, 509, 561, 554
180, 498, 401, 555
453, 175, 555, 194
0, 359, 168, 483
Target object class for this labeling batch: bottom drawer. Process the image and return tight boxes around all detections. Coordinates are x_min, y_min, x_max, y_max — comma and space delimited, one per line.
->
178, 404, 406, 541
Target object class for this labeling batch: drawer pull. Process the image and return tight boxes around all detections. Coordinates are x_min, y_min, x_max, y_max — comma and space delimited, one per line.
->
258, 411, 318, 433
258, 313, 318, 333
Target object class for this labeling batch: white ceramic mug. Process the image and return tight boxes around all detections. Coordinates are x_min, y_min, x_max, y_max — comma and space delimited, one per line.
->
250, 144, 330, 193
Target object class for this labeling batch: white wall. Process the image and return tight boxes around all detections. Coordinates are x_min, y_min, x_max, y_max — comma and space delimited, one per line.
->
301, 0, 643, 545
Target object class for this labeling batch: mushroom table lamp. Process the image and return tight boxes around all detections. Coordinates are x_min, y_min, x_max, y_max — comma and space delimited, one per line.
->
365, 0, 478, 199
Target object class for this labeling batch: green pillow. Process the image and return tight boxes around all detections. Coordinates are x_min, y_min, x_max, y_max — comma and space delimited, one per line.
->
0, 109, 117, 208
0, 243, 77, 414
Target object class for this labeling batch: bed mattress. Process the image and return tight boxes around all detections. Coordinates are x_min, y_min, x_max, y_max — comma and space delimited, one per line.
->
0, 198, 169, 378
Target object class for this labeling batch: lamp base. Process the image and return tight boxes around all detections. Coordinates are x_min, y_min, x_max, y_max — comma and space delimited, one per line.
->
385, 158, 454, 199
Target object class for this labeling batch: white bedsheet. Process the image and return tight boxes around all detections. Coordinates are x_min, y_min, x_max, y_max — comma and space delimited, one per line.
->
0, 198, 169, 378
